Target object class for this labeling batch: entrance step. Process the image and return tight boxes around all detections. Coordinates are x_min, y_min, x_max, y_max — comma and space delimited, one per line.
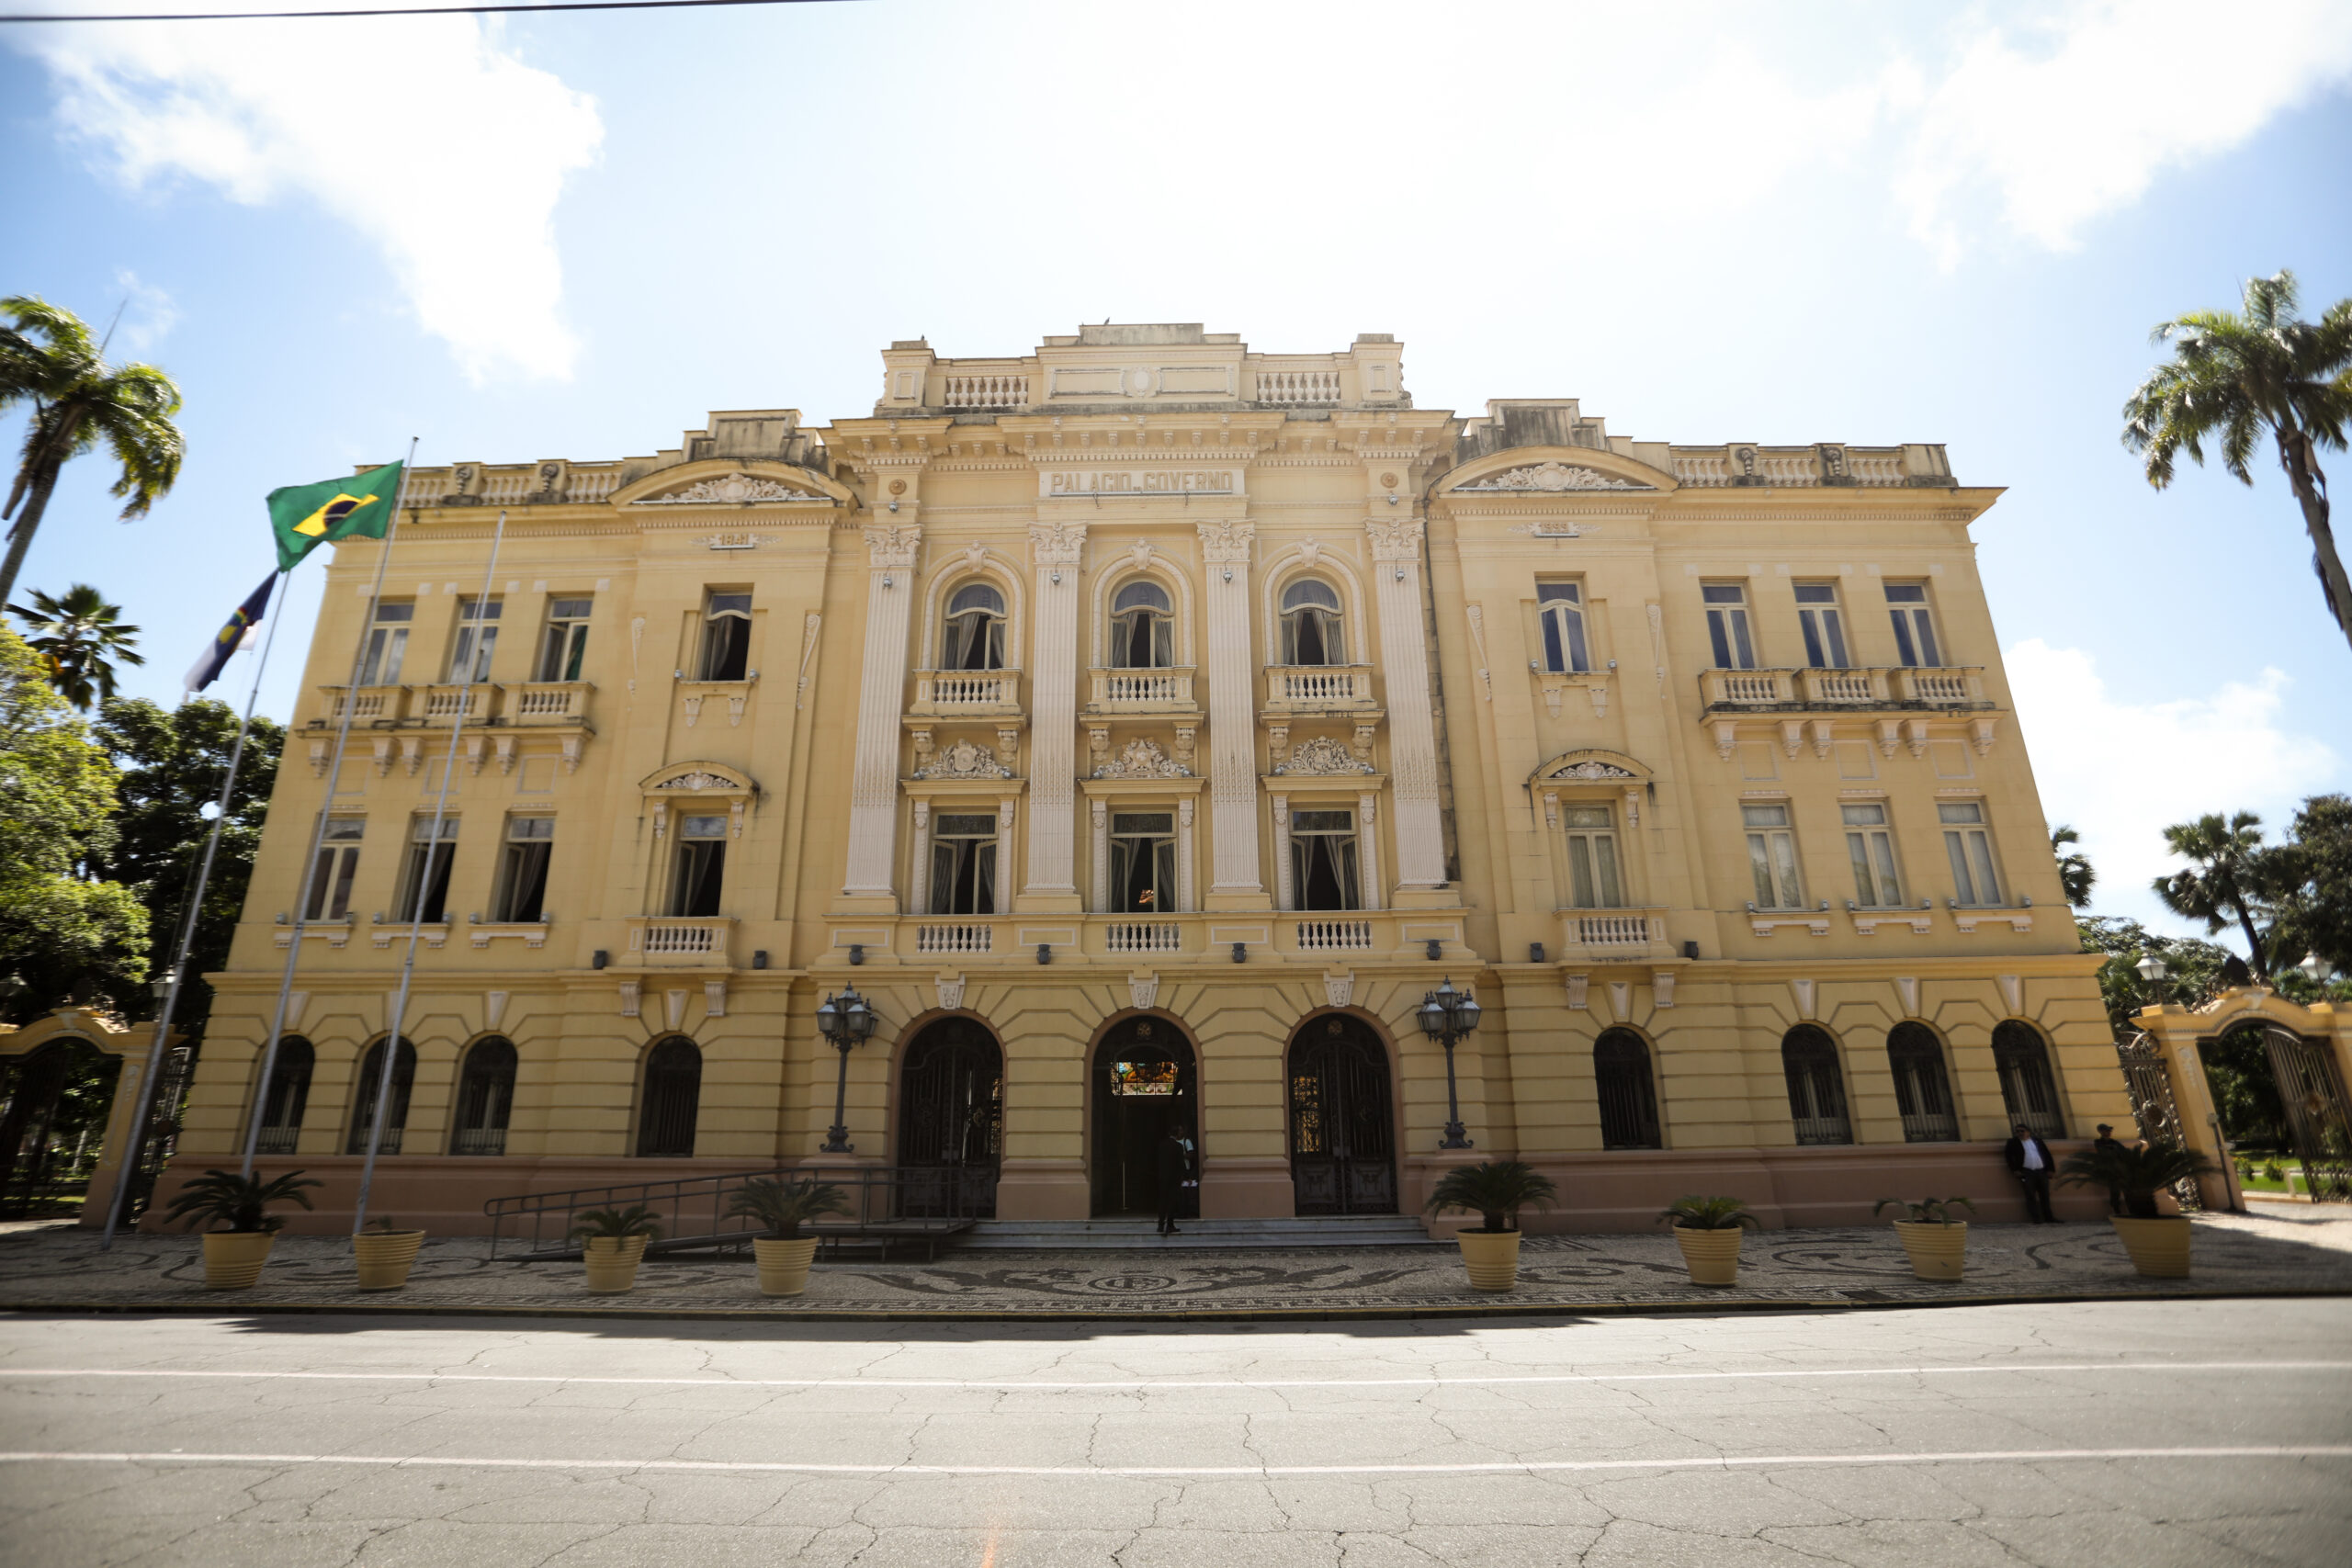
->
957, 1216, 1442, 1250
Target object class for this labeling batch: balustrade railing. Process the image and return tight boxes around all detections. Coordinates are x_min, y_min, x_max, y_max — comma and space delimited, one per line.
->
1090, 668, 1194, 709
1256, 369, 1341, 405
1295, 919, 1375, 952
1105, 922, 1182, 954
503, 681, 592, 722
916, 921, 994, 955
416, 684, 489, 724
914, 670, 1020, 710
1699, 669, 1791, 706
565, 466, 623, 503
1796, 668, 1879, 705
1896, 666, 1978, 705
942, 374, 1029, 409
628, 917, 732, 962
1264, 665, 1374, 710
322, 685, 403, 724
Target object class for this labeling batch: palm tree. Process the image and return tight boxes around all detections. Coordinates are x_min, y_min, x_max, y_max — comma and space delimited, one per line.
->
2122, 270, 2352, 656
0, 297, 186, 607
2152, 812, 2279, 983
2051, 824, 2096, 908
7, 584, 143, 710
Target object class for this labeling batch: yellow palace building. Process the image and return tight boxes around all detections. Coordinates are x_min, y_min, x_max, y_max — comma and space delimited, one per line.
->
163, 322, 2129, 1234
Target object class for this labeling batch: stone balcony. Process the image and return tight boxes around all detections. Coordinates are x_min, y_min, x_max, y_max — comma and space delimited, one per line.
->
622, 916, 736, 968
1555, 908, 1676, 964
1261, 664, 1380, 718
413, 683, 492, 728
1696, 666, 1989, 713
497, 681, 594, 728
313, 684, 406, 728
873, 908, 1470, 966
1085, 667, 1199, 717
908, 669, 1023, 722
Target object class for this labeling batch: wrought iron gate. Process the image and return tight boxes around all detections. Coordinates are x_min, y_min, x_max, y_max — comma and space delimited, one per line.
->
897, 1020, 1001, 1217
2258, 1023, 2352, 1202
1288, 1017, 1397, 1215
2114, 1033, 2200, 1213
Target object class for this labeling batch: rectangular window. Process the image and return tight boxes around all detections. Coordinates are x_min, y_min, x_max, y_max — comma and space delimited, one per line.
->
1841, 802, 1903, 907
395, 816, 458, 922
1109, 811, 1176, 913
700, 592, 752, 681
537, 597, 593, 682
671, 813, 729, 917
1537, 582, 1590, 673
1939, 801, 2003, 906
1885, 582, 1942, 667
448, 597, 501, 682
1703, 583, 1756, 670
495, 816, 554, 922
305, 818, 366, 921
1794, 582, 1849, 668
356, 602, 413, 686
1742, 802, 1804, 909
929, 812, 999, 916
1559, 804, 1623, 908
1290, 808, 1362, 911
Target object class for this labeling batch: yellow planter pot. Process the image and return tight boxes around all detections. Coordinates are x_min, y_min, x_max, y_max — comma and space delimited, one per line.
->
200, 1231, 277, 1292
752, 1235, 822, 1297
1453, 1229, 1521, 1292
2110, 1215, 2192, 1279
1892, 1221, 1969, 1281
1672, 1226, 1744, 1286
353, 1230, 427, 1291
582, 1235, 650, 1293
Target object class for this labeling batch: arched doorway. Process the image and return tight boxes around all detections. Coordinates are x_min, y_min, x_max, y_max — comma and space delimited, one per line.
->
637, 1036, 701, 1156
1287, 1014, 1397, 1214
0, 1040, 119, 1217
1593, 1029, 1661, 1150
450, 1038, 516, 1156
1781, 1025, 1852, 1145
1991, 1021, 2065, 1138
1091, 1015, 1196, 1217
1887, 1023, 1959, 1142
897, 1018, 1003, 1217
254, 1039, 314, 1156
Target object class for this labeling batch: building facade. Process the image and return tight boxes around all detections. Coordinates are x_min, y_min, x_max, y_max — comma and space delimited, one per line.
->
164, 322, 2130, 1233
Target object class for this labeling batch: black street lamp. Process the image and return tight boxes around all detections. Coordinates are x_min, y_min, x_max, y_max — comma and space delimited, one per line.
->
814, 986, 877, 1154
1417, 976, 1482, 1150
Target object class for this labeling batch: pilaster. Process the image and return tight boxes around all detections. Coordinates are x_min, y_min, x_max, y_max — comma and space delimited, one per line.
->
1020, 520, 1085, 912
1199, 518, 1267, 909
840, 522, 922, 906
1366, 515, 1447, 889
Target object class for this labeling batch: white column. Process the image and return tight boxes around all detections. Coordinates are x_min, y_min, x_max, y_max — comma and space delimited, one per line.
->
1090, 797, 1110, 913
1272, 794, 1293, 911
1023, 520, 1085, 902
908, 800, 932, 916
1358, 792, 1383, 911
997, 796, 1019, 915
1198, 519, 1262, 900
1365, 516, 1447, 888
842, 523, 922, 897
1176, 798, 1195, 914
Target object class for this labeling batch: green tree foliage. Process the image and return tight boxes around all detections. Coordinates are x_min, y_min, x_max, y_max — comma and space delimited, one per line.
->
2051, 824, 2096, 908
0, 626, 147, 1020
2077, 916, 2245, 1035
2268, 794, 2352, 976
2122, 269, 2352, 654
7, 583, 143, 710
2152, 811, 2282, 981
0, 296, 186, 607
91, 695, 282, 1043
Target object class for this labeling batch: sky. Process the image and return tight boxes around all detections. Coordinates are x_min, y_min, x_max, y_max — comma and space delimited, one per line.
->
5, 0, 2350, 944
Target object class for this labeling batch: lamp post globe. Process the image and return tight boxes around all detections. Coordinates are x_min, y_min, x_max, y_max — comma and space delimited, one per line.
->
1421, 977, 1478, 1150
817, 986, 873, 1154
2135, 953, 2168, 986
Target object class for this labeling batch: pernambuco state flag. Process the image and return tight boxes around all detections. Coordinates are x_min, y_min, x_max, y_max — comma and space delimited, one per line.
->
267, 462, 403, 571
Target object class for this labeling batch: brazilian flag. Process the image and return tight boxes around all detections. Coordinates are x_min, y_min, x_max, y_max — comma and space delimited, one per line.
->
267, 462, 404, 571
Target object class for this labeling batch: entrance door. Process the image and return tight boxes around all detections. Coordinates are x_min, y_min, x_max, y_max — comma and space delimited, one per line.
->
1287, 1015, 1397, 1214
1090, 1017, 1197, 1217
897, 1019, 1003, 1217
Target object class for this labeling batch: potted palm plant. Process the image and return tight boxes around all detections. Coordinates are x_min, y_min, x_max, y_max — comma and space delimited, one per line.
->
1873, 1196, 1975, 1280
2059, 1139, 2216, 1278
353, 1214, 428, 1291
1660, 1195, 1758, 1285
570, 1204, 662, 1293
159, 1168, 324, 1291
1426, 1160, 1558, 1291
726, 1176, 850, 1296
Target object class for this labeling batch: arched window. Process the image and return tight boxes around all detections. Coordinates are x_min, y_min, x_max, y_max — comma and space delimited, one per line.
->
345, 1037, 417, 1156
1538, 583, 1590, 673
450, 1037, 517, 1156
1886, 1023, 1958, 1142
255, 1038, 313, 1156
1992, 1021, 2065, 1138
1781, 1026, 1851, 1145
637, 1036, 701, 1157
941, 582, 1006, 671
1594, 1029, 1661, 1149
1280, 580, 1345, 665
1109, 580, 1173, 669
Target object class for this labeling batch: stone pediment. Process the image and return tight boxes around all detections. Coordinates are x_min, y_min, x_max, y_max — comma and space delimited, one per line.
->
633, 470, 827, 506
1453, 461, 1651, 493
639, 761, 757, 795
1532, 749, 1650, 785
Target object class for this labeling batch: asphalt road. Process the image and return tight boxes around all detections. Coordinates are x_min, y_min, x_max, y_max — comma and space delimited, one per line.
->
1, 1298, 2346, 1566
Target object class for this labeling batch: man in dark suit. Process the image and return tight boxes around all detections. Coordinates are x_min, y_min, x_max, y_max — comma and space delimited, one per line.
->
1156, 1127, 1192, 1235
2091, 1124, 2130, 1214
2004, 1123, 2059, 1223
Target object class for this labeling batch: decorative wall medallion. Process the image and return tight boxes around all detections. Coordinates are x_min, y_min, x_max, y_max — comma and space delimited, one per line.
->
1323, 972, 1354, 1010
935, 976, 966, 1011
1379, 472, 1399, 490
888, 479, 908, 496
638, 471, 814, 505
1456, 462, 1648, 493
914, 738, 1012, 779
1298, 537, 1322, 569
1275, 736, 1374, 776
1094, 737, 1190, 778
1127, 540, 1155, 573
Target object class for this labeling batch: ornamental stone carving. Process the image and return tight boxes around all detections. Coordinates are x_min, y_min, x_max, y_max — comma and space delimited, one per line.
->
650, 770, 737, 792
1275, 736, 1374, 776
1093, 738, 1190, 779
1455, 462, 1649, 493
1363, 516, 1426, 560
1323, 972, 1354, 1009
1030, 520, 1087, 567
1196, 519, 1255, 563
864, 524, 922, 569
1547, 760, 1638, 782
638, 471, 816, 505
913, 738, 1012, 780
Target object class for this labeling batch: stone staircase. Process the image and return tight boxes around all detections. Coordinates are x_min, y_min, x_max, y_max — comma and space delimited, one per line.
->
956, 1215, 1441, 1251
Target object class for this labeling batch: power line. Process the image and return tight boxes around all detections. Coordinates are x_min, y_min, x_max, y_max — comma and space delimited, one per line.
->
1, 0, 842, 22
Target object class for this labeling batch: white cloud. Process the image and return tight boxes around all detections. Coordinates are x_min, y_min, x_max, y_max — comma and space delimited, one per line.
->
19, 5, 601, 381
2005, 638, 2341, 933
107, 266, 176, 357
1894, 1, 2352, 265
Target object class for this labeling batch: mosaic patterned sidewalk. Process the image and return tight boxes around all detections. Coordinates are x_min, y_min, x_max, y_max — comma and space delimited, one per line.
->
4, 1206, 2347, 1320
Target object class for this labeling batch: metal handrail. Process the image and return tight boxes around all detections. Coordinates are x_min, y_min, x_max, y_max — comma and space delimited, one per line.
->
483, 1163, 985, 1259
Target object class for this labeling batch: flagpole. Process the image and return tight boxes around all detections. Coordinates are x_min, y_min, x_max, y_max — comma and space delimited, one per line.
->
241, 440, 419, 1178
99, 570, 290, 1249
351, 507, 504, 1233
